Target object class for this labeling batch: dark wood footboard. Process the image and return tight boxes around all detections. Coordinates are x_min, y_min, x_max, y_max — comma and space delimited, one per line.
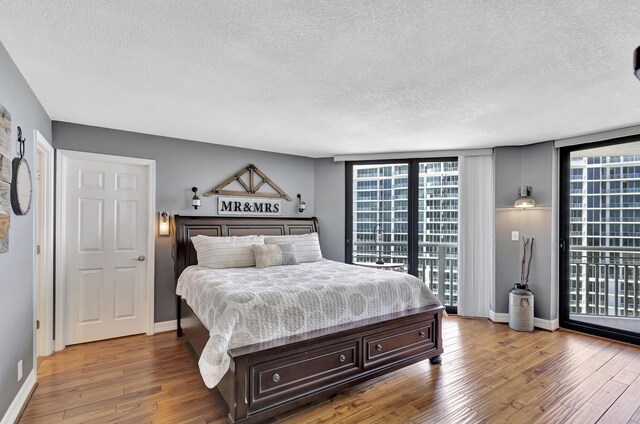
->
227, 304, 444, 423
180, 300, 444, 424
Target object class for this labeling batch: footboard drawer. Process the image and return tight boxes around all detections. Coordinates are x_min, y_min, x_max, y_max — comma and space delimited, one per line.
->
248, 339, 360, 411
363, 319, 436, 368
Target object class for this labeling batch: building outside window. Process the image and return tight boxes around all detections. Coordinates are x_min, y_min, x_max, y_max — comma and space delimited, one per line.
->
569, 154, 640, 317
351, 161, 459, 307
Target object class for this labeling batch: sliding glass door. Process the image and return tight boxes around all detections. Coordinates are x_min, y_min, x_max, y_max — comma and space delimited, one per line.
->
346, 159, 459, 313
418, 161, 459, 309
560, 137, 640, 344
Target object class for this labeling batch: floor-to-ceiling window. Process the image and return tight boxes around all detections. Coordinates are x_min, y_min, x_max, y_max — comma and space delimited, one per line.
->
560, 138, 640, 344
346, 159, 459, 313
350, 163, 409, 266
418, 161, 459, 309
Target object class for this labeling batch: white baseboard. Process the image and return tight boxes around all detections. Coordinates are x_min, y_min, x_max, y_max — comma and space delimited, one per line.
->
489, 310, 509, 323
489, 311, 559, 331
534, 317, 560, 331
1, 369, 36, 424
153, 320, 177, 333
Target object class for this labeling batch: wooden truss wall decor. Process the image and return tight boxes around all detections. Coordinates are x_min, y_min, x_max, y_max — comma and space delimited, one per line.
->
203, 164, 292, 200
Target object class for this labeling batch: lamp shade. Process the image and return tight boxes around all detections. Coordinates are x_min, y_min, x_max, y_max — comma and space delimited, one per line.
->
159, 212, 169, 236
514, 186, 536, 208
297, 193, 306, 213
635, 46, 640, 80
191, 187, 200, 209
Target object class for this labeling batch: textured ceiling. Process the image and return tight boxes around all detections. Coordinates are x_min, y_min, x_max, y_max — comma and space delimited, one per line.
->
0, 1, 639, 158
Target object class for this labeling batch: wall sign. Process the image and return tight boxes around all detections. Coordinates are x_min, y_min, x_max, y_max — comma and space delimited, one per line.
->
218, 196, 282, 216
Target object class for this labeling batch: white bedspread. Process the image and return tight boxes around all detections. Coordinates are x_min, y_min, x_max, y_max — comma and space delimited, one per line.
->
176, 259, 441, 388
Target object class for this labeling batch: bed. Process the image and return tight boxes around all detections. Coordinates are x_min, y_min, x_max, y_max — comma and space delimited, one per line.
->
173, 215, 444, 424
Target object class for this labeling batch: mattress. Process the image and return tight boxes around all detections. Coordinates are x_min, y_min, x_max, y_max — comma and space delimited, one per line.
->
176, 259, 441, 388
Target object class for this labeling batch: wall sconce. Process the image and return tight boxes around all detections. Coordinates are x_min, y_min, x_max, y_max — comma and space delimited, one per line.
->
297, 193, 306, 213
192, 187, 201, 209
159, 212, 169, 236
513, 185, 536, 209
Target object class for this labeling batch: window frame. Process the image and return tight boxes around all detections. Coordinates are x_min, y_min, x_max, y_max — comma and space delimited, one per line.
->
559, 135, 640, 345
345, 157, 458, 314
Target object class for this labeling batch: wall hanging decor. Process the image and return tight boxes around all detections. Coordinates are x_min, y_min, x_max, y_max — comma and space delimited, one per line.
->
0, 181, 9, 253
0, 104, 11, 183
0, 104, 11, 253
204, 164, 292, 200
218, 196, 282, 216
10, 126, 32, 215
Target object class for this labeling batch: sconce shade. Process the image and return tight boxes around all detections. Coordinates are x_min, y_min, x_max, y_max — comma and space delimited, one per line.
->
159, 212, 169, 236
514, 185, 536, 208
635, 46, 640, 80
297, 193, 306, 213
192, 187, 201, 209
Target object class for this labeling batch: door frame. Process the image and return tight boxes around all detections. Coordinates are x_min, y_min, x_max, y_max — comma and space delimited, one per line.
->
55, 150, 156, 351
34, 130, 55, 357
559, 135, 640, 345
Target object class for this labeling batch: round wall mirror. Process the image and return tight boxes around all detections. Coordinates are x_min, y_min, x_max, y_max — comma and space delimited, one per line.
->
11, 157, 32, 215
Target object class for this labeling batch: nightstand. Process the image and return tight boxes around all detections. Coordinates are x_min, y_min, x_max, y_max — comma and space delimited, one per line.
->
353, 262, 406, 272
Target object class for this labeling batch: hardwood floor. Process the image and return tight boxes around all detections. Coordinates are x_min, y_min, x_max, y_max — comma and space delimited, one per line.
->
20, 317, 640, 423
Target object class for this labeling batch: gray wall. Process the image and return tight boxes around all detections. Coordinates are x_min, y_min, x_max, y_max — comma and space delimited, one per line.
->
52, 122, 316, 322
0, 43, 51, 418
494, 142, 556, 320
314, 158, 345, 261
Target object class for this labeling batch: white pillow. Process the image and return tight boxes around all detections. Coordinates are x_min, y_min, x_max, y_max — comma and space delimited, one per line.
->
264, 232, 323, 263
191, 235, 264, 268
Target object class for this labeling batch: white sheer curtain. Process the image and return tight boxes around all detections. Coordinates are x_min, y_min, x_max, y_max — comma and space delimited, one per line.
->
457, 155, 494, 317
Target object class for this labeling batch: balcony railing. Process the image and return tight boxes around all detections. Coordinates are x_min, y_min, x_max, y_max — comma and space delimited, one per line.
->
352, 241, 458, 307
569, 247, 640, 318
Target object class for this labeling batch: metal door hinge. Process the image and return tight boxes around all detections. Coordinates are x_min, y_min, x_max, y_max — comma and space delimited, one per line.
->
36, 320, 40, 330
36, 245, 40, 255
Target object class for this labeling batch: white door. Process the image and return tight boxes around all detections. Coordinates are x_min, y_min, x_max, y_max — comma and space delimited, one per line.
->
63, 153, 151, 344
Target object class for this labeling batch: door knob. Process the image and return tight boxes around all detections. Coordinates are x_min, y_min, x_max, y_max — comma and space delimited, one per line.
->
135, 255, 146, 262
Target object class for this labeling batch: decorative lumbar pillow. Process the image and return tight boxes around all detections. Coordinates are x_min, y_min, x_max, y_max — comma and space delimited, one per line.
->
252, 243, 299, 268
264, 232, 323, 263
191, 235, 264, 268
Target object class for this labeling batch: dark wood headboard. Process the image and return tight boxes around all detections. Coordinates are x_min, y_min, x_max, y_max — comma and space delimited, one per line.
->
172, 215, 319, 338
172, 215, 319, 283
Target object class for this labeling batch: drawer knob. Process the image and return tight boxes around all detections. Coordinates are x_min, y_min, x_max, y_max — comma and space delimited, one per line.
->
419, 331, 426, 337
375, 344, 383, 351
338, 354, 346, 362
272, 373, 280, 383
